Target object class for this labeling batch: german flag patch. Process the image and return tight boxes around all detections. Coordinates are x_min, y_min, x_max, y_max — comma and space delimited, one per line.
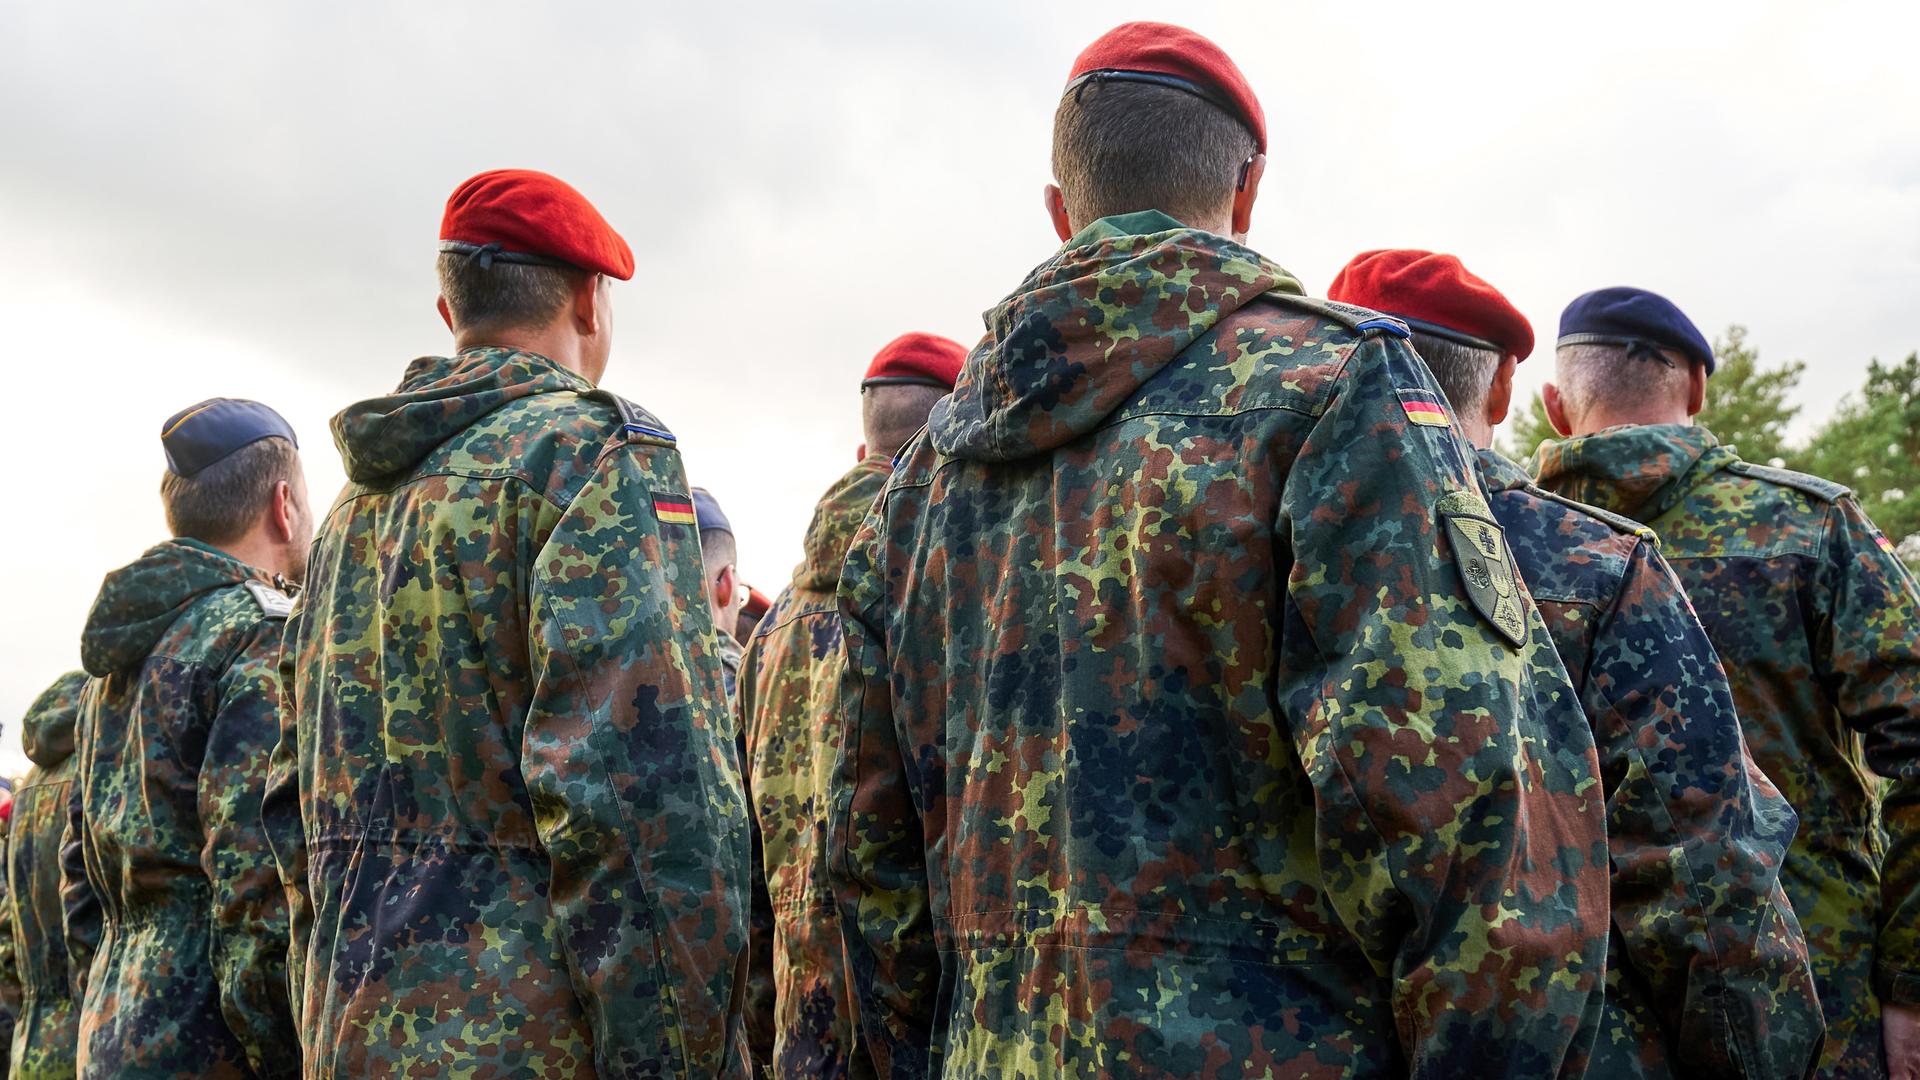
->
653, 492, 697, 526
1399, 389, 1450, 428
1877, 533, 1897, 554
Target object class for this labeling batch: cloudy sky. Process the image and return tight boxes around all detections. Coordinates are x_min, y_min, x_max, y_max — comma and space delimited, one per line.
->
2, 1, 1916, 775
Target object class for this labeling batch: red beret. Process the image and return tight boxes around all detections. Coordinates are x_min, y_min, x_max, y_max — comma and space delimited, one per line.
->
1326, 249, 1534, 360
743, 586, 773, 619
439, 169, 634, 281
861, 332, 967, 391
1067, 22, 1265, 152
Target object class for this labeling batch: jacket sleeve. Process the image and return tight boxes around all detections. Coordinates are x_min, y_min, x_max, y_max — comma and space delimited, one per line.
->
58, 761, 99, 1002
1815, 497, 1920, 1006
733, 637, 777, 1072
1587, 541, 1823, 1077
827, 499, 939, 1078
1275, 335, 1612, 1078
199, 621, 299, 1078
521, 436, 752, 1077
259, 608, 311, 1033
0, 827, 19, 1070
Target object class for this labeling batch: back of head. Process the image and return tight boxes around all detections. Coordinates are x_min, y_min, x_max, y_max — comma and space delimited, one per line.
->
1551, 287, 1714, 434
1052, 81, 1255, 229
1052, 22, 1264, 231
436, 255, 579, 339
1409, 332, 1504, 422
162, 436, 300, 545
860, 333, 967, 458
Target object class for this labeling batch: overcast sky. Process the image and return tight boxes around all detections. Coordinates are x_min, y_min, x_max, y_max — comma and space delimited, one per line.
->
2, 1, 1916, 776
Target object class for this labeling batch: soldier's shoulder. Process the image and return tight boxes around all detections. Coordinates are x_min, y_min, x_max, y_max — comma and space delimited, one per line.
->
1722, 459, 1851, 503
1522, 484, 1659, 545
1228, 294, 1412, 351
1145, 296, 1410, 419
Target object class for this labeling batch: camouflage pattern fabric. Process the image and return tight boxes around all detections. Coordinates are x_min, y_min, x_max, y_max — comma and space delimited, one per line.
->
738, 456, 889, 1079
263, 347, 751, 1078
828, 211, 1613, 1079
63, 540, 298, 1079
0, 843, 14, 1080
1479, 449, 1824, 1077
1535, 422, 1920, 1079
4, 671, 90, 1080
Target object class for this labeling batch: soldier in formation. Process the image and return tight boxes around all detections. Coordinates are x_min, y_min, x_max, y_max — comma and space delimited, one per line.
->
736, 330, 965, 1079
66, 399, 307, 1078
1534, 288, 1920, 1078
6, 17, 1919, 1080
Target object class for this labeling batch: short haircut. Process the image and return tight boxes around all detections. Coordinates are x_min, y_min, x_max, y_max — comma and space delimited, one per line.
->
862, 383, 946, 459
1555, 341, 1693, 421
160, 436, 298, 545
1051, 79, 1256, 228
436, 252, 577, 334
699, 528, 737, 577
1409, 332, 1503, 420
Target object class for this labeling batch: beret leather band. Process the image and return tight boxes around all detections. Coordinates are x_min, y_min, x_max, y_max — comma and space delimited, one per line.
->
1556, 332, 1680, 369
1065, 69, 1257, 146
1399, 315, 1504, 355
861, 374, 954, 390
438, 240, 578, 273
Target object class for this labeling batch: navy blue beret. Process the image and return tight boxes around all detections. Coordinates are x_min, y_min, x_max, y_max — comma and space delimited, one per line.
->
160, 398, 298, 478
1557, 286, 1715, 374
692, 488, 732, 536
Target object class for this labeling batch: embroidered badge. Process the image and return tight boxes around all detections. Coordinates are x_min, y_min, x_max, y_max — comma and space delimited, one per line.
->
1441, 510, 1527, 648
653, 492, 697, 526
1398, 388, 1450, 428
244, 580, 295, 619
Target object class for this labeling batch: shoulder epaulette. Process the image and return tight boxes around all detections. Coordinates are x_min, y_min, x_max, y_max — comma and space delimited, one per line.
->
1523, 483, 1660, 546
1261, 294, 1410, 338
1725, 460, 1850, 503
583, 389, 677, 448
243, 580, 295, 619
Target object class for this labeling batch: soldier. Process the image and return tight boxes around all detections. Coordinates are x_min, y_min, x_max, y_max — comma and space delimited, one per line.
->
1533, 287, 1920, 1078
262, 169, 751, 1077
738, 332, 964, 1079
693, 487, 747, 698
827, 22, 1612, 1078
4, 671, 88, 1079
1329, 250, 1825, 1077
63, 399, 306, 1078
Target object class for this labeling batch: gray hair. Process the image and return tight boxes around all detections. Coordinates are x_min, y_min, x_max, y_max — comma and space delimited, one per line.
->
436, 252, 577, 334
1554, 341, 1692, 422
1409, 332, 1503, 421
160, 436, 299, 545
861, 383, 947, 459
1051, 79, 1257, 230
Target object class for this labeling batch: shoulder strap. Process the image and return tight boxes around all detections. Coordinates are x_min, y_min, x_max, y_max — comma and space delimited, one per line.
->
1522, 484, 1660, 546
1725, 460, 1851, 502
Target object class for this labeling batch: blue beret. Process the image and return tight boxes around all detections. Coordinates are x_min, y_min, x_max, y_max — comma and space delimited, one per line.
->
1557, 286, 1715, 374
160, 398, 298, 478
692, 488, 731, 536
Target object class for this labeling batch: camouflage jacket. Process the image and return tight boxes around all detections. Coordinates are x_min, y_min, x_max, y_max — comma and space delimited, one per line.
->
739, 456, 888, 1080
1535, 423, 1920, 1078
1478, 449, 1823, 1077
63, 540, 299, 1079
5, 671, 89, 1080
264, 347, 751, 1078
828, 211, 1613, 1079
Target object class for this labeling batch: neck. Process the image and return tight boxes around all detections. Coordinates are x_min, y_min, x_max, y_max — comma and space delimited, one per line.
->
454, 324, 595, 383
1570, 404, 1693, 438
208, 529, 286, 581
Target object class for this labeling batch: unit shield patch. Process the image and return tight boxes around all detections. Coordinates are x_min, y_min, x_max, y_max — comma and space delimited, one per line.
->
1437, 495, 1527, 648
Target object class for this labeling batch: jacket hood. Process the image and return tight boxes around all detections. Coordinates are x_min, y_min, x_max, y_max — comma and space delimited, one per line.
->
1476, 448, 1534, 493
333, 346, 594, 481
81, 540, 261, 676
796, 456, 892, 591
929, 211, 1303, 463
1532, 423, 1735, 520
21, 670, 87, 768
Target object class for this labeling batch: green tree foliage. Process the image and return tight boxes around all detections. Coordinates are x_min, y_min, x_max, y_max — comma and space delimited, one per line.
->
1697, 325, 1804, 467
1795, 351, 1920, 553
1498, 393, 1558, 465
